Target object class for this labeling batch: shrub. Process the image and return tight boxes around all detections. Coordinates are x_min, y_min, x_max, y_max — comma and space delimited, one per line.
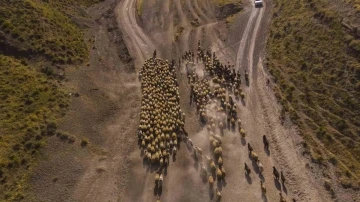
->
81, 138, 89, 147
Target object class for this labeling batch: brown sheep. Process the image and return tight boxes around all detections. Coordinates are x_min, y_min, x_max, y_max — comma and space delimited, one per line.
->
260, 180, 266, 193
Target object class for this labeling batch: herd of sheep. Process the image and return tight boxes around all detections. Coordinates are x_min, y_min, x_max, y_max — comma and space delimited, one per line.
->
139, 42, 292, 202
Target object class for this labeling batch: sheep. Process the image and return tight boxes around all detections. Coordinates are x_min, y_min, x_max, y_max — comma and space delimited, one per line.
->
240, 128, 246, 138
155, 171, 161, 185
194, 146, 203, 155
194, 147, 203, 161
221, 166, 226, 178
216, 167, 223, 180
218, 156, 223, 166
260, 180, 266, 193
257, 161, 264, 173
244, 163, 251, 174
219, 121, 224, 129
213, 134, 222, 143
250, 151, 259, 161
215, 187, 222, 201
273, 166, 280, 180
159, 173, 163, 187
200, 163, 207, 178
187, 138, 193, 147
205, 155, 212, 162
208, 175, 214, 187
247, 143, 253, 153
214, 147, 223, 157
210, 161, 217, 173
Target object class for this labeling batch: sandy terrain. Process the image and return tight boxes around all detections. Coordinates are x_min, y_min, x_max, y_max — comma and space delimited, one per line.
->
29, 0, 343, 201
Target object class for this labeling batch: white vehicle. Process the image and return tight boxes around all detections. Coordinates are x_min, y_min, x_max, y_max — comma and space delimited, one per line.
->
254, 0, 263, 7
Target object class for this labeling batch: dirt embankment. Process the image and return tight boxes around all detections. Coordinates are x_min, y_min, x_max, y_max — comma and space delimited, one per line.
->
30, 0, 138, 201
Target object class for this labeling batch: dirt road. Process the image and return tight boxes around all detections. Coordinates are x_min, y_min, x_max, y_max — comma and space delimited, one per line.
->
30, 0, 331, 201
118, 0, 155, 64
116, 0, 329, 201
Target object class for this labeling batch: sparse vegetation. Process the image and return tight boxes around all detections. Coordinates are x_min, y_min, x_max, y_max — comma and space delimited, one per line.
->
212, 0, 241, 7
136, 0, 144, 16
174, 26, 185, 41
0, 0, 99, 200
267, 0, 360, 186
81, 138, 89, 147
226, 14, 236, 25
0, 55, 69, 201
0, 0, 99, 64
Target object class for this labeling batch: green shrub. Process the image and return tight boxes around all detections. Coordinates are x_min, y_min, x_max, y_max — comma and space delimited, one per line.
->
81, 138, 89, 147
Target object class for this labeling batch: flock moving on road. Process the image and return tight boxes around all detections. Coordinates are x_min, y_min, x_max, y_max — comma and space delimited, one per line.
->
137, 40, 294, 202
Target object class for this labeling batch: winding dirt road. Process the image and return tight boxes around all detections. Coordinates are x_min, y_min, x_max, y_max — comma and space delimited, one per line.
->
114, 0, 330, 202
118, 0, 155, 64
28, 0, 334, 201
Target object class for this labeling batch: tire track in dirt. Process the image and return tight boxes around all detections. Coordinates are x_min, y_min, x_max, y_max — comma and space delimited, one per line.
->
234, 1, 326, 202
117, 0, 326, 201
185, 0, 202, 23
235, 6, 259, 72
192, 0, 209, 23
244, 2, 264, 104
117, 0, 155, 64
252, 60, 325, 202
174, 0, 188, 27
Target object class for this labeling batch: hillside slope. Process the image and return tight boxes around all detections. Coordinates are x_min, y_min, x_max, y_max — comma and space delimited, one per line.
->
266, 0, 360, 193
0, 0, 99, 200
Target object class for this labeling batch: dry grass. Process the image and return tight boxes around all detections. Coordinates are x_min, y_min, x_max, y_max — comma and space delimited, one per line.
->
175, 26, 185, 41
348, 0, 360, 11
0, 0, 99, 200
0, 0, 99, 64
226, 14, 237, 25
136, 0, 144, 16
212, 0, 241, 6
266, 0, 360, 187
0, 55, 69, 201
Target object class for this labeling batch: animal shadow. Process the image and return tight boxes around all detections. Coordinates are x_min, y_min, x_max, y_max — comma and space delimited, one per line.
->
252, 161, 260, 174
217, 180, 223, 191
259, 172, 265, 182
265, 147, 270, 156
153, 184, 163, 196
241, 137, 246, 146
241, 98, 246, 106
282, 183, 288, 194
164, 167, 168, 176
245, 173, 252, 184
262, 192, 268, 202
274, 178, 282, 191
142, 158, 148, 168
209, 187, 214, 200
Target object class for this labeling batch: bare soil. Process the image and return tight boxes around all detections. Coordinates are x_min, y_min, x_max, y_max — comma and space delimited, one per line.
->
29, 0, 359, 201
